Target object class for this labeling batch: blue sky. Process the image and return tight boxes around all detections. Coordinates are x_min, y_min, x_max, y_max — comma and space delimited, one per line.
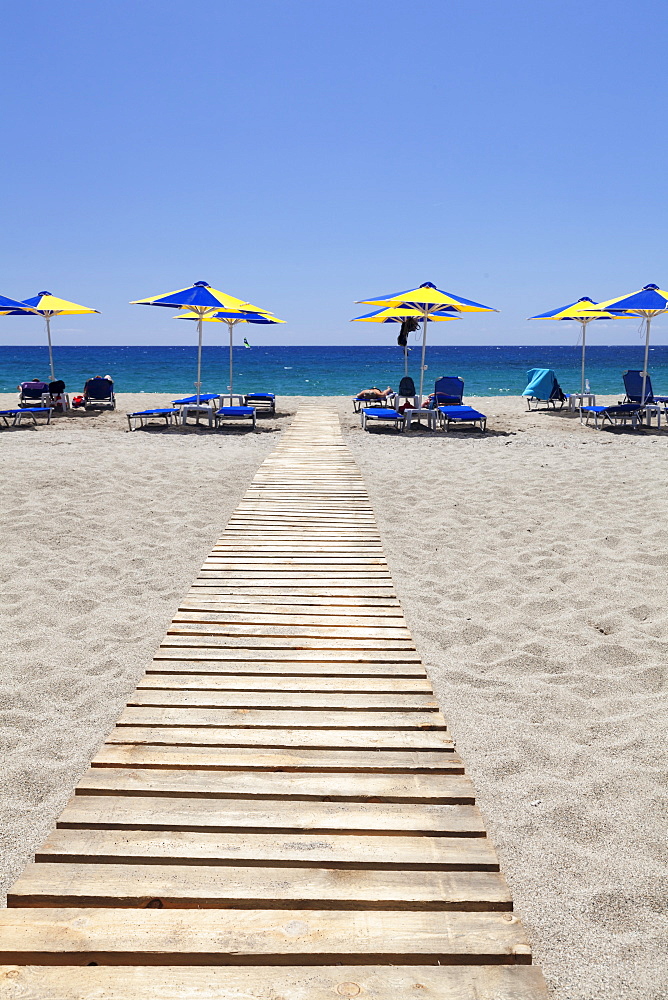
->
1, 0, 666, 347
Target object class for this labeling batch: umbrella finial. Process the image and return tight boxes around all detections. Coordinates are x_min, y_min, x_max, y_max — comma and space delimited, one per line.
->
420, 281, 437, 289
644, 283, 659, 290
194, 280, 210, 287
576, 296, 595, 303
38, 291, 51, 296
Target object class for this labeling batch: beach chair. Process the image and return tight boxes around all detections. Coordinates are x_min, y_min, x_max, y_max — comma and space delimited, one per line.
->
396, 376, 417, 410
244, 392, 276, 414
360, 407, 405, 432
127, 408, 180, 431
215, 406, 257, 429
579, 403, 642, 430
622, 370, 668, 407
429, 376, 465, 407
437, 404, 487, 432
522, 368, 566, 410
83, 377, 116, 410
352, 391, 397, 413
1, 407, 53, 427
18, 380, 50, 407
47, 379, 69, 412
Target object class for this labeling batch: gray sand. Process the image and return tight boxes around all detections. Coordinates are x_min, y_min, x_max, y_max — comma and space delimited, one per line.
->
1, 393, 666, 999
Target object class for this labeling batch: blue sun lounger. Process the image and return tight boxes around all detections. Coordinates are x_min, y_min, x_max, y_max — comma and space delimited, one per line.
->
431, 376, 465, 407
622, 370, 668, 407
360, 407, 405, 431
437, 404, 487, 431
522, 369, 567, 410
1, 407, 53, 427
127, 408, 180, 431
171, 393, 220, 406
579, 403, 642, 429
83, 377, 116, 410
353, 392, 397, 413
215, 406, 257, 428
244, 392, 275, 414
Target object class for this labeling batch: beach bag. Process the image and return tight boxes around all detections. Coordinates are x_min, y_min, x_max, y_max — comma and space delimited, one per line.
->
72, 395, 85, 408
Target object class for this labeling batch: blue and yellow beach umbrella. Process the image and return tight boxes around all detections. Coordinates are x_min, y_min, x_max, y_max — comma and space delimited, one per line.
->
351, 306, 459, 376
132, 281, 274, 403
586, 284, 668, 403
179, 308, 285, 396
0, 291, 99, 380
528, 296, 628, 394
357, 282, 497, 401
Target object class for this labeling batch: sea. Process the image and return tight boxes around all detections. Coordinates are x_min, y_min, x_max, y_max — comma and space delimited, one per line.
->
2, 344, 667, 396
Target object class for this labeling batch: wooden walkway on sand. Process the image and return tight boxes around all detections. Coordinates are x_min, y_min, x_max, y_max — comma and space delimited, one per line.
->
0, 405, 548, 999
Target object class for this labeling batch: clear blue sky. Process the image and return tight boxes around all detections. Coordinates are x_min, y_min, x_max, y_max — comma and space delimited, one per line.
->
1, 0, 666, 347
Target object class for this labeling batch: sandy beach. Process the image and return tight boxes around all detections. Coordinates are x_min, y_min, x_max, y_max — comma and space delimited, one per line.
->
1, 393, 666, 1000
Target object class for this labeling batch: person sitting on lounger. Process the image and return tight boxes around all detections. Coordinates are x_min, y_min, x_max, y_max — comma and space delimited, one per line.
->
356, 386, 394, 401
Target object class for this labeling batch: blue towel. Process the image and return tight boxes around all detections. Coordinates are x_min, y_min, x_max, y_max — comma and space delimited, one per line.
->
522, 368, 557, 398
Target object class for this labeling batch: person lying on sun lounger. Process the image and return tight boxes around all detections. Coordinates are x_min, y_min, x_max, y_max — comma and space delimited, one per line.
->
356, 386, 394, 400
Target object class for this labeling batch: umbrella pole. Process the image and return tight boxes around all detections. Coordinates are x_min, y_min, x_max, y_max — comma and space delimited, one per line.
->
418, 308, 428, 405
641, 314, 651, 405
45, 316, 55, 381
404, 344, 408, 377
580, 320, 586, 395
229, 322, 234, 397
196, 316, 203, 405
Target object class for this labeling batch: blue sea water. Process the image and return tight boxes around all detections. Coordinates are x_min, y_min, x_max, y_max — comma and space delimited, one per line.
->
2, 344, 668, 396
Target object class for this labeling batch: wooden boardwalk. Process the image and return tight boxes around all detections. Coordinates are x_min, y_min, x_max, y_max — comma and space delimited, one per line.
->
0, 405, 548, 998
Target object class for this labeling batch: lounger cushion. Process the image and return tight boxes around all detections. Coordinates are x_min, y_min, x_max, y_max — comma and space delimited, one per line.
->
362, 408, 404, 420
438, 405, 486, 421
216, 407, 255, 417
172, 394, 219, 405
129, 409, 179, 417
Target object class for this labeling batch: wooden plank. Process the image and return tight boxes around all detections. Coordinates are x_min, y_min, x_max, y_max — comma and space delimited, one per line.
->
136, 675, 433, 692
154, 649, 421, 663
36, 828, 496, 869
73, 767, 475, 803
56, 795, 484, 835
177, 600, 403, 615
159, 636, 413, 651
0, 965, 550, 999
8, 863, 510, 910
147, 659, 427, 676
189, 586, 397, 596
127, 691, 438, 711
166, 622, 412, 639
91, 745, 461, 772
116, 708, 447, 730
0, 909, 532, 963
104, 727, 452, 751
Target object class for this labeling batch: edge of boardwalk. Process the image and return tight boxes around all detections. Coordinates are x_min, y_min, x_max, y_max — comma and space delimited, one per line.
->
0, 405, 549, 999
